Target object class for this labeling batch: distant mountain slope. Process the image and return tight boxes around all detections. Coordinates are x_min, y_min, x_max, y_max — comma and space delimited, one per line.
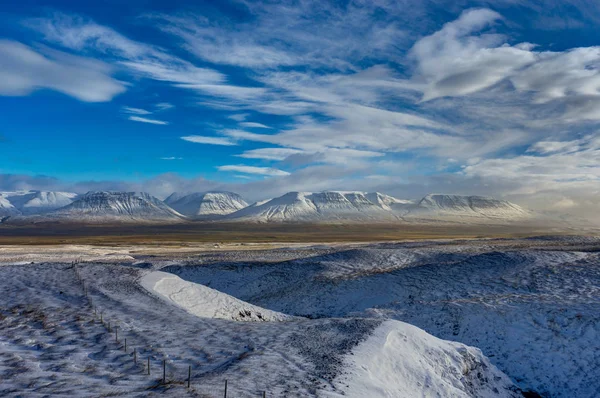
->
226, 191, 530, 223
227, 191, 403, 222
49, 191, 185, 223
0, 194, 19, 217
407, 194, 530, 221
165, 191, 248, 218
2, 191, 79, 215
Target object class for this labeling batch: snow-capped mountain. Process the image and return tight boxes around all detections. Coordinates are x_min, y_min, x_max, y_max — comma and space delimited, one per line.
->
0, 194, 19, 217
225, 191, 530, 223
406, 194, 530, 221
48, 191, 185, 223
165, 191, 248, 218
365, 192, 413, 211
226, 191, 404, 222
1, 191, 79, 215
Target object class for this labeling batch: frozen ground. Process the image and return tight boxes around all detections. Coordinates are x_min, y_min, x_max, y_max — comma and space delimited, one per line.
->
1, 236, 599, 397
163, 236, 600, 397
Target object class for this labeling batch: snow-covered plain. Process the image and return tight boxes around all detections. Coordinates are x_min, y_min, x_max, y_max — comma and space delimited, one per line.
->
1, 236, 599, 397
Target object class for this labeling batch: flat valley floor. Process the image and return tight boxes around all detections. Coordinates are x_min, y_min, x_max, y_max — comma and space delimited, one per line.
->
1, 233, 599, 397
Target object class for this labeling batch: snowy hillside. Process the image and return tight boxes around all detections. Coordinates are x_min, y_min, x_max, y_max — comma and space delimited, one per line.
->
227, 191, 404, 222
48, 191, 186, 222
165, 191, 248, 218
327, 320, 520, 398
0, 256, 522, 397
406, 194, 530, 221
1, 190, 79, 215
170, 237, 600, 397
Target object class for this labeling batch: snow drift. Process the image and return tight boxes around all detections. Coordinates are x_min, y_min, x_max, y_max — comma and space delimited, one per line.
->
140, 271, 292, 322
328, 320, 520, 398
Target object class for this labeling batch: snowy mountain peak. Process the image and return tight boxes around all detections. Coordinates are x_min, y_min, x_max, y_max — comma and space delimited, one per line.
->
413, 194, 529, 220
0, 190, 78, 215
165, 191, 248, 218
51, 191, 185, 222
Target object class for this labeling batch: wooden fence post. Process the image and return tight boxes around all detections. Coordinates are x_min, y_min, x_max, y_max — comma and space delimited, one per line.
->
124, 338, 127, 352
188, 365, 191, 389
115, 326, 118, 342
134, 348, 137, 364
147, 357, 150, 375
163, 359, 166, 384
224, 379, 228, 398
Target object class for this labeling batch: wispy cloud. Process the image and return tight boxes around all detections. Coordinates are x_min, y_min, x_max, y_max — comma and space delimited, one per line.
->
0, 39, 125, 102
237, 148, 304, 161
239, 122, 271, 129
122, 106, 152, 115
228, 113, 249, 122
217, 165, 290, 176
160, 156, 183, 160
180, 135, 236, 146
128, 116, 169, 125
155, 102, 174, 111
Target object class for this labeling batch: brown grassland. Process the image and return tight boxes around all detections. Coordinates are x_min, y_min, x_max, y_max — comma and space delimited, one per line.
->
0, 221, 577, 245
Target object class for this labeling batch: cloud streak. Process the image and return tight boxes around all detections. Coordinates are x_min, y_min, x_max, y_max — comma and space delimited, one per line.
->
180, 135, 237, 146
217, 165, 290, 176
128, 116, 169, 125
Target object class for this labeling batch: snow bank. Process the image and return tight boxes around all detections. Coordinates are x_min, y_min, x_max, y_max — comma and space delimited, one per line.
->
140, 271, 293, 322
327, 320, 520, 398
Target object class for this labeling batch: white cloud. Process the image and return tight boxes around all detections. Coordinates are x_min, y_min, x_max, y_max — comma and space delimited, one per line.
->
128, 116, 169, 125
180, 135, 237, 146
410, 8, 536, 101
27, 13, 227, 91
217, 165, 290, 176
155, 102, 174, 111
122, 106, 152, 115
237, 148, 304, 160
0, 40, 125, 102
239, 122, 271, 129
160, 156, 183, 160
153, 2, 407, 70
463, 135, 600, 186
228, 113, 249, 122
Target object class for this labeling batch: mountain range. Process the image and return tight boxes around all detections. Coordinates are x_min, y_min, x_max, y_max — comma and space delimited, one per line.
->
0, 190, 533, 225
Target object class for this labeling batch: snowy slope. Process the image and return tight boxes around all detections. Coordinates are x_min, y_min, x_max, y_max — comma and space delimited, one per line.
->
165, 191, 248, 218
2, 190, 79, 215
227, 191, 403, 222
0, 194, 20, 217
326, 320, 520, 398
172, 239, 600, 397
0, 259, 522, 397
48, 191, 186, 222
407, 194, 530, 221
365, 192, 413, 211
140, 271, 292, 321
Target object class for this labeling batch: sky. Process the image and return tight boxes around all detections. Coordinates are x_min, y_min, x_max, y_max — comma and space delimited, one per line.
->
1, 0, 600, 217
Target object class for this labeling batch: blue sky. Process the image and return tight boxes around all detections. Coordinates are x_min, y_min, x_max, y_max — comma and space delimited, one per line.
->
1, 0, 600, 214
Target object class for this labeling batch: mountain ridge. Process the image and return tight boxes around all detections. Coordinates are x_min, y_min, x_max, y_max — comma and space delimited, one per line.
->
165, 191, 248, 218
